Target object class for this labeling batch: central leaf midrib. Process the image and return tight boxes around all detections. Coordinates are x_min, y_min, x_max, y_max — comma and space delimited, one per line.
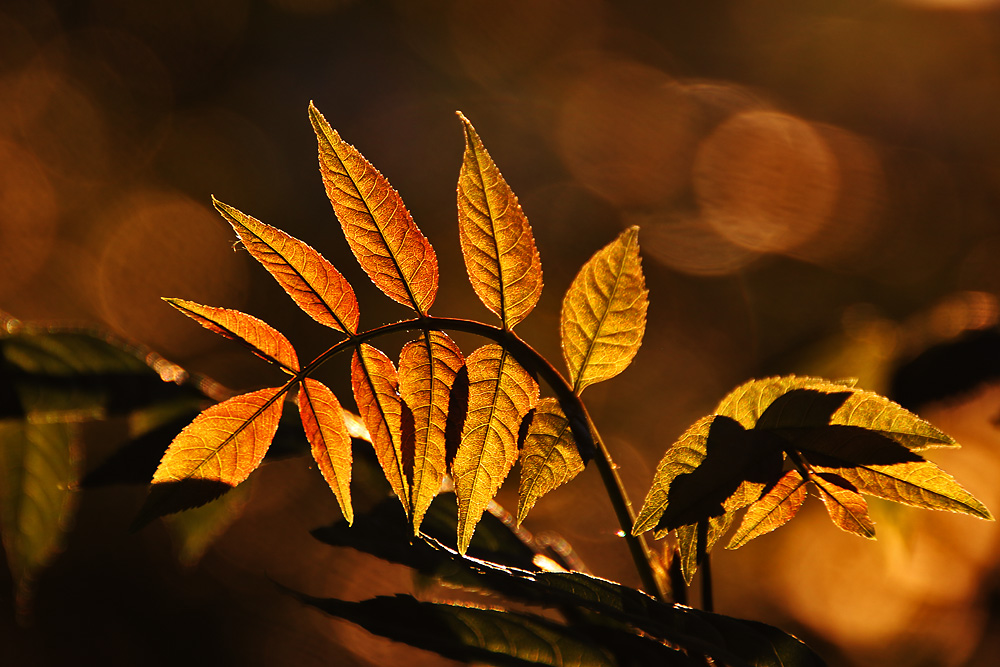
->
574, 239, 630, 394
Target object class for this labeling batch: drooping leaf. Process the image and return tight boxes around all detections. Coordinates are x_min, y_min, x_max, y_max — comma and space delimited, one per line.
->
298, 378, 353, 524
812, 472, 876, 539
727, 470, 808, 549
453, 344, 538, 554
456, 112, 543, 330
517, 398, 583, 526
398, 332, 465, 534
293, 593, 619, 667
800, 427, 993, 520
165, 479, 253, 567
352, 344, 410, 517
163, 298, 299, 371
0, 421, 79, 611
561, 227, 647, 394
213, 198, 359, 334
309, 103, 438, 314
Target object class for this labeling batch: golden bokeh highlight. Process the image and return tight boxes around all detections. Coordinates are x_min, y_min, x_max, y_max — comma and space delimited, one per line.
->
629, 211, 760, 277
693, 110, 839, 255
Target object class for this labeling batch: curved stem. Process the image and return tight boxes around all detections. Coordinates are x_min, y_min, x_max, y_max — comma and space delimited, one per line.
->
299, 315, 665, 599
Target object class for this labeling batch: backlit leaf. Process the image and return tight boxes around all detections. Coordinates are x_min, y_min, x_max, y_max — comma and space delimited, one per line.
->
812, 472, 875, 539
213, 198, 359, 334
398, 332, 464, 534
517, 398, 583, 526
727, 470, 807, 549
456, 112, 543, 329
298, 378, 353, 525
310, 103, 438, 314
352, 344, 410, 517
0, 421, 79, 611
453, 344, 538, 554
717, 375, 852, 429
163, 298, 299, 371
561, 227, 647, 394
294, 593, 618, 666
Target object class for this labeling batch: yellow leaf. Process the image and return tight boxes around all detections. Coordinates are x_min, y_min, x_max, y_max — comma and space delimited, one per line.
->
299, 378, 353, 525
213, 199, 360, 334
352, 344, 410, 517
452, 344, 538, 553
310, 103, 438, 314
727, 470, 807, 549
398, 331, 465, 534
163, 298, 299, 371
517, 398, 583, 526
812, 472, 875, 539
561, 227, 648, 394
456, 112, 542, 329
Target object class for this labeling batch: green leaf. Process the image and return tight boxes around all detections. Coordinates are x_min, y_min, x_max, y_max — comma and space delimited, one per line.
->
0, 421, 79, 611
456, 112, 543, 330
517, 398, 584, 526
812, 472, 876, 539
727, 470, 807, 549
716, 376, 852, 430
561, 227, 648, 394
453, 344, 538, 554
298, 378, 353, 524
398, 331, 464, 534
292, 593, 619, 667
165, 479, 252, 567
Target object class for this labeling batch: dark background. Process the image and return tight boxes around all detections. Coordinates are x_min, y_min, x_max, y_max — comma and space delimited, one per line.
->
3, 1, 1000, 664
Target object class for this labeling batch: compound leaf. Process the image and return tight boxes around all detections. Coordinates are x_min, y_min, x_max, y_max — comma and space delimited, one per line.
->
352, 344, 410, 517
310, 103, 438, 314
298, 378, 353, 525
812, 472, 876, 539
163, 298, 299, 371
213, 198, 359, 334
561, 227, 647, 394
456, 112, 543, 330
727, 470, 807, 549
517, 398, 583, 526
398, 331, 465, 534
453, 344, 538, 554
0, 421, 79, 611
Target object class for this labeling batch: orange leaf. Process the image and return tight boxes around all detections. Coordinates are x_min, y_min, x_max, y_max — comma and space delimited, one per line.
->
352, 344, 410, 517
813, 472, 876, 539
153, 387, 284, 485
299, 378, 353, 525
163, 298, 299, 371
310, 103, 438, 314
398, 331, 465, 535
727, 470, 808, 549
213, 198, 360, 334
517, 398, 583, 526
452, 344, 538, 553
456, 112, 542, 329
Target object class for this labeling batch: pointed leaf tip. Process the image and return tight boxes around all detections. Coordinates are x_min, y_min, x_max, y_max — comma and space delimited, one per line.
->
298, 378, 354, 525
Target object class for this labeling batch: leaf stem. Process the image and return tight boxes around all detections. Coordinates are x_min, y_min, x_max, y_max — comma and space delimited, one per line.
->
299, 315, 666, 599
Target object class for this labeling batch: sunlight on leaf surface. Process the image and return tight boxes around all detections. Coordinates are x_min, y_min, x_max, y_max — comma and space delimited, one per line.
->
310, 103, 438, 314
812, 472, 876, 539
517, 398, 583, 526
298, 378, 353, 525
352, 344, 411, 517
163, 298, 299, 371
398, 331, 464, 534
456, 112, 543, 330
561, 226, 647, 394
453, 344, 538, 553
213, 198, 360, 334
727, 470, 807, 549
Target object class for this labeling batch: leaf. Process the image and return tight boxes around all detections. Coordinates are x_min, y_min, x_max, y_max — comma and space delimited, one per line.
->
453, 344, 538, 554
812, 472, 876, 539
727, 470, 808, 549
352, 344, 410, 517
309, 103, 438, 314
398, 332, 465, 534
561, 227, 648, 394
292, 593, 618, 667
0, 421, 79, 612
163, 298, 299, 371
213, 198, 359, 334
717, 376, 853, 430
456, 112, 543, 329
801, 427, 993, 520
165, 479, 252, 567
298, 378, 353, 524
517, 398, 583, 526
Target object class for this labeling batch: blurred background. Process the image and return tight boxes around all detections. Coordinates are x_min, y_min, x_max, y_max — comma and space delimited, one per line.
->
3, 0, 1000, 664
